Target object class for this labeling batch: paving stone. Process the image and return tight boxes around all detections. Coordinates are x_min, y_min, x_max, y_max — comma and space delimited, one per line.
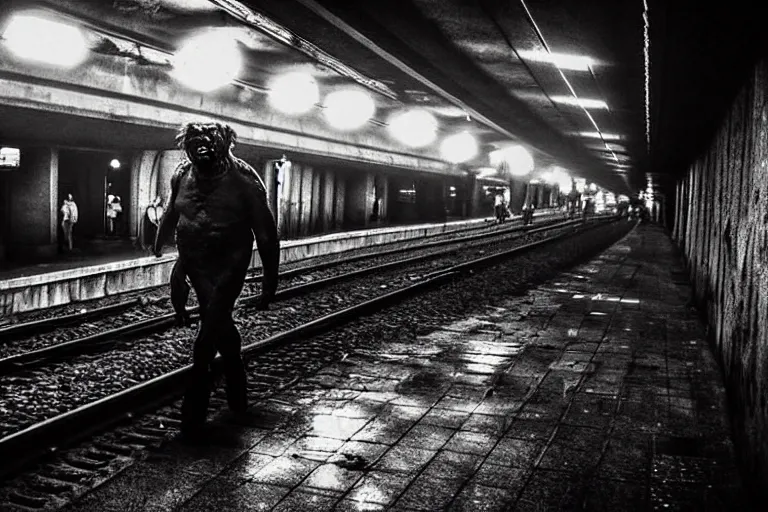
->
443, 431, 499, 456
372, 445, 436, 474
251, 455, 320, 488
448, 482, 518, 511
346, 471, 416, 506
179, 479, 289, 511
419, 408, 471, 429
420, 450, 484, 482
472, 463, 530, 491
506, 419, 558, 441
302, 463, 363, 493
395, 474, 467, 510
486, 438, 542, 468
271, 488, 341, 511
460, 413, 510, 435
399, 424, 455, 451
538, 444, 602, 473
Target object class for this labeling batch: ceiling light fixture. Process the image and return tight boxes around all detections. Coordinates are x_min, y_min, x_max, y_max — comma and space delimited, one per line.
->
577, 131, 623, 141
551, 96, 608, 110
173, 31, 242, 92
388, 109, 438, 148
518, 50, 594, 71
267, 72, 320, 115
323, 89, 376, 130
490, 145, 534, 177
441, 132, 478, 163
3, 13, 89, 68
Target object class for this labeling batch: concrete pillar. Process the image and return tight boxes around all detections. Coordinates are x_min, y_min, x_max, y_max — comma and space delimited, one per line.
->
509, 177, 527, 214
263, 160, 278, 215
536, 184, 545, 208
321, 169, 335, 231
334, 172, 345, 230
9, 147, 58, 259
276, 160, 293, 238
467, 175, 481, 217
299, 165, 313, 236
344, 171, 371, 228
310, 169, 321, 234
377, 174, 389, 221
130, 150, 159, 242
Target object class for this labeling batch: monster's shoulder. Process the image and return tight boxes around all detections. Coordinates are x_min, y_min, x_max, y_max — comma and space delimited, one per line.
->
232, 157, 267, 195
172, 161, 192, 184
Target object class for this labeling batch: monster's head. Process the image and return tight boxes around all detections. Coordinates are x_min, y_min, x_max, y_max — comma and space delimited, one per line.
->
176, 122, 236, 172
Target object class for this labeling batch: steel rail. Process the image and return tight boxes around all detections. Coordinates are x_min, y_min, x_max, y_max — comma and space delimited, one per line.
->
0, 210, 559, 342
0, 216, 577, 374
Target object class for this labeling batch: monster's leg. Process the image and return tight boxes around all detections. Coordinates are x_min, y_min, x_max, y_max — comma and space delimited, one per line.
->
180, 275, 216, 431
200, 264, 249, 415
170, 260, 191, 326
216, 311, 248, 414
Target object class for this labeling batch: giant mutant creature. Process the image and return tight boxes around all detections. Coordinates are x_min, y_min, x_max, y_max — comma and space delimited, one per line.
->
154, 121, 279, 436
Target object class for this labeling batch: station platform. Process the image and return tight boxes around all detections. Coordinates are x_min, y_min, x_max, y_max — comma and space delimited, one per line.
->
1, 213, 544, 318
62, 224, 751, 511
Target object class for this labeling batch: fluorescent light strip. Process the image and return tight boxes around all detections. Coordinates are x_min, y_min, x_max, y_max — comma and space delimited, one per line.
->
550, 96, 608, 109
518, 0, 619, 163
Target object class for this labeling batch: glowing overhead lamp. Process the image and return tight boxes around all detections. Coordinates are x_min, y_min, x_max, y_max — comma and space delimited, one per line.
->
518, 50, 594, 71
577, 131, 623, 141
551, 96, 608, 110
489, 145, 534, 177
109, 159, 121, 170
440, 132, 478, 163
3, 13, 88, 68
268, 72, 319, 115
323, 89, 375, 130
173, 31, 242, 92
388, 109, 438, 148
548, 167, 573, 192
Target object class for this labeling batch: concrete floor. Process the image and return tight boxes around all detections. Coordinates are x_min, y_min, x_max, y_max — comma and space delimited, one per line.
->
64, 224, 751, 511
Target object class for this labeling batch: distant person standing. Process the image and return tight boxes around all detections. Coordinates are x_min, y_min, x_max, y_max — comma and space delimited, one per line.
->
106, 194, 122, 236
61, 194, 78, 251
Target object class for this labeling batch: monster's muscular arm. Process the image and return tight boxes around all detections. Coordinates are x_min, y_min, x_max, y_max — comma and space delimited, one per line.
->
239, 161, 280, 308
153, 163, 186, 257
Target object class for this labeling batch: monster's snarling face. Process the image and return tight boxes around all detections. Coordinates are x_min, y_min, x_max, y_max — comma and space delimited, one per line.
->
176, 122, 237, 170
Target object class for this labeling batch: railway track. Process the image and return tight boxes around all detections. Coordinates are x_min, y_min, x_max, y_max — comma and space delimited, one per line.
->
0, 214, 572, 372
0, 216, 623, 493
0, 211, 559, 331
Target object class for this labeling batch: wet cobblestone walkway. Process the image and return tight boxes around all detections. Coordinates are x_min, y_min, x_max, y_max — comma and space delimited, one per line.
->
68, 224, 750, 511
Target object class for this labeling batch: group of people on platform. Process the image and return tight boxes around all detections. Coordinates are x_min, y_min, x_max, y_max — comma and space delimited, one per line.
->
58, 190, 126, 253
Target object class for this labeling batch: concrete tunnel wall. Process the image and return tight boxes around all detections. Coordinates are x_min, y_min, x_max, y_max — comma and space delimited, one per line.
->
672, 58, 768, 501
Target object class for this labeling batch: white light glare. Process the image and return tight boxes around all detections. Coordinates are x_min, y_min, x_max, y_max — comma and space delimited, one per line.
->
547, 168, 572, 192
551, 96, 608, 109
441, 132, 478, 164
577, 132, 623, 141
388, 110, 438, 148
574, 178, 586, 193
109, 159, 121, 169
174, 32, 242, 92
518, 50, 594, 71
323, 89, 375, 130
3, 14, 88, 68
489, 146, 534, 177
268, 72, 320, 115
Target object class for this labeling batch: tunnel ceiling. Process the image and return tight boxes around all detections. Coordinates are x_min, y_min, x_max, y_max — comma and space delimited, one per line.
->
6, 0, 763, 197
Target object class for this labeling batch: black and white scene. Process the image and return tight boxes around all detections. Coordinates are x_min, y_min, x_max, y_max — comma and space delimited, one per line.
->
0, 0, 764, 510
